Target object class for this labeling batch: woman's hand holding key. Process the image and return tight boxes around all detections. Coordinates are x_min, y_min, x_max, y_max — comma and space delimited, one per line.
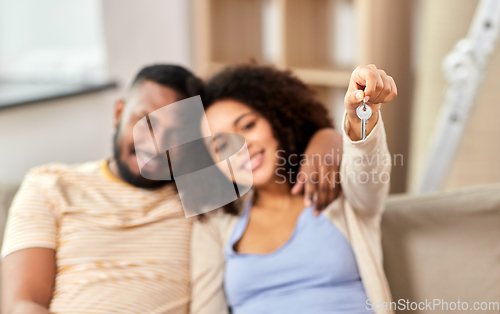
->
344, 64, 398, 141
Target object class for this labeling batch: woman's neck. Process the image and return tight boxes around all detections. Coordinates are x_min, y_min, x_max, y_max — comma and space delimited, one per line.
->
253, 180, 301, 211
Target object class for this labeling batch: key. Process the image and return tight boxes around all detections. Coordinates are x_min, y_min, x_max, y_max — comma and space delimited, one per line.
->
356, 102, 372, 140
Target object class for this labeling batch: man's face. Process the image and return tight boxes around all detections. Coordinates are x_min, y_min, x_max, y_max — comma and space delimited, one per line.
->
112, 80, 181, 188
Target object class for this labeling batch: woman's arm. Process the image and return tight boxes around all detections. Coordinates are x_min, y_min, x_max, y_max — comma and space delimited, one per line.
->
190, 217, 229, 314
344, 64, 397, 141
341, 112, 391, 216
340, 65, 397, 216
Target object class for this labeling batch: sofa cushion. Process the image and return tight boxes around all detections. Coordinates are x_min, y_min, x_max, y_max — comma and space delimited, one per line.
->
0, 184, 19, 247
382, 184, 500, 313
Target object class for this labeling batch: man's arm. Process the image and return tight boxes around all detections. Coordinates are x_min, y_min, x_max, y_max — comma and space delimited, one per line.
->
1, 167, 59, 314
2, 248, 56, 314
291, 128, 343, 214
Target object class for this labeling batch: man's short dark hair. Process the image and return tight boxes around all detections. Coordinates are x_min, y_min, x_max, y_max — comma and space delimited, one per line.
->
131, 64, 203, 100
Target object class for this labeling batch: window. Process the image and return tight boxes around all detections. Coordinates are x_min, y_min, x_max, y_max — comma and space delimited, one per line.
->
0, 0, 114, 108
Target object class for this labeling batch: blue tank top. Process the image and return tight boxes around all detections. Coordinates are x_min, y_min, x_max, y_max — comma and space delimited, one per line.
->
224, 201, 372, 314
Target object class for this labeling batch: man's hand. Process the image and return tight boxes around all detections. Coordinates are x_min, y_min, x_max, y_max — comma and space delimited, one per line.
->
291, 128, 343, 215
345, 64, 397, 141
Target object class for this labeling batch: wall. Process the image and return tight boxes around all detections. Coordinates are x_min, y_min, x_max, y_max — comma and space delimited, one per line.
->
0, 0, 192, 184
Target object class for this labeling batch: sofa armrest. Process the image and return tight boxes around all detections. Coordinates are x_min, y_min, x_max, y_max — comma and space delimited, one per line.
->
0, 184, 20, 247
382, 184, 500, 312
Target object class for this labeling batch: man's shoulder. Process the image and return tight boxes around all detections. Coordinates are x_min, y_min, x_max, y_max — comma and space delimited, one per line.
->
24, 160, 104, 186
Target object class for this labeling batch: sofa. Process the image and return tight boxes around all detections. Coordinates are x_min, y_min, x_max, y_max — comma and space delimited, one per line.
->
0, 183, 499, 313
382, 183, 500, 313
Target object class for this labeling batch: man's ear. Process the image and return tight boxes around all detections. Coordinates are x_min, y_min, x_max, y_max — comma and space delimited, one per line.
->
113, 98, 125, 129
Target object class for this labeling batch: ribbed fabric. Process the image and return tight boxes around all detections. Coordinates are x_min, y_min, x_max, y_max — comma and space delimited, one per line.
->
2, 160, 192, 314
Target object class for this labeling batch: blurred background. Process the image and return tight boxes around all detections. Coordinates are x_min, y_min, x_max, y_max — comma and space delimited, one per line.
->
0, 0, 499, 195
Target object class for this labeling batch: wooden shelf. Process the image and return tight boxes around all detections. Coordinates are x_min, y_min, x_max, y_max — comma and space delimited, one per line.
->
207, 62, 351, 88
193, 0, 414, 193
195, 0, 356, 76
210, 0, 265, 64
284, 0, 356, 70
291, 68, 351, 87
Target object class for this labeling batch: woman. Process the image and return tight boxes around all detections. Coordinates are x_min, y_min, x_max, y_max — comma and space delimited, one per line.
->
190, 64, 397, 314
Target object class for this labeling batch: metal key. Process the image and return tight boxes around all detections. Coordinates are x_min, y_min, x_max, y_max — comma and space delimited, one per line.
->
356, 102, 372, 140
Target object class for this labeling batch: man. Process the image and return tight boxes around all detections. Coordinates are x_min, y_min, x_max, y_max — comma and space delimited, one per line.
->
1, 64, 342, 314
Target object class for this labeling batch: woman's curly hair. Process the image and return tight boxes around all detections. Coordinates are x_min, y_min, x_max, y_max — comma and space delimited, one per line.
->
203, 64, 333, 215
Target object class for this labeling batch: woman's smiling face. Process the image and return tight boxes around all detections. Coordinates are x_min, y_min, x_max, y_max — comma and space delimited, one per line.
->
201, 99, 281, 188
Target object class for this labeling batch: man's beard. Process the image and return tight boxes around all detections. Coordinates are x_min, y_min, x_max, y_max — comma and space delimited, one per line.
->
112, 130, 172, 189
